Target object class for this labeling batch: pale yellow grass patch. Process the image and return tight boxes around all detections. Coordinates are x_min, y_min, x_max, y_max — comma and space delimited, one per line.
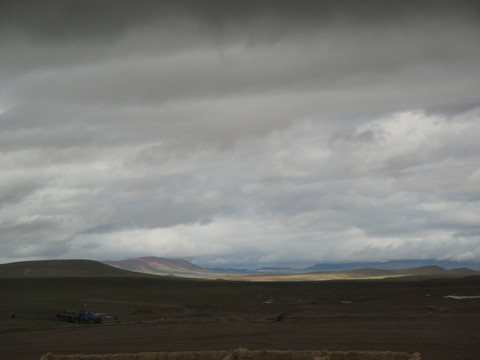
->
41, 348, 421, 360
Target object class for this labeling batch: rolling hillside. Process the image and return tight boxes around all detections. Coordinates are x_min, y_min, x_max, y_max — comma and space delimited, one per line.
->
101, 257, 480, 281
224, 265, 480, 281
102, 256, 220, 278
1, 258, 478, 280
0, 259, 152, 278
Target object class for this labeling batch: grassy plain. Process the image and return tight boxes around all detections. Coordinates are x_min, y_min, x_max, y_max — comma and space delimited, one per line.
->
1, 275, 480, 360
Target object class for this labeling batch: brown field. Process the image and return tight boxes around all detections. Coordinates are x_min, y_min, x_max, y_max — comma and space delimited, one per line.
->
39, 348, 420, 360
1, 276, 480, 360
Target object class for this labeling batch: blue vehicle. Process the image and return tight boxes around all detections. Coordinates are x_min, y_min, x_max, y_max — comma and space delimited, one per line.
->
57, 309, 102, 323
79, 310, 102, 323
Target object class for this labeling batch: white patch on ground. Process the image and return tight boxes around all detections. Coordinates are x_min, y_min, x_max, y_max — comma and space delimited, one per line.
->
444, 295, 480, 300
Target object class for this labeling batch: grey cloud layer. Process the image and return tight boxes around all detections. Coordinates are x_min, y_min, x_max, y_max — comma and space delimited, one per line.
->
2, 1, 479, 41
1, 1, 479, 266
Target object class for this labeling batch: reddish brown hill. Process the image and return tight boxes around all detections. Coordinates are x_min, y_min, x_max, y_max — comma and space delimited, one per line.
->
102, 257, 214, 278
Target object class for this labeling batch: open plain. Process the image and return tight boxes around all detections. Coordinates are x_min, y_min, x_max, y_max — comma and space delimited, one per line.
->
1, 275, 480, 360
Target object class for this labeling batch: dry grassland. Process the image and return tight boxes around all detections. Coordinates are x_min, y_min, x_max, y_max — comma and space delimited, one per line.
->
40, 348, 421, 360
3, 276, 479, 360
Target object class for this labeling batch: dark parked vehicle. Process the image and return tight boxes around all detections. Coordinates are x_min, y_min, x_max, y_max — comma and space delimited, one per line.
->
57, 309, 102, 323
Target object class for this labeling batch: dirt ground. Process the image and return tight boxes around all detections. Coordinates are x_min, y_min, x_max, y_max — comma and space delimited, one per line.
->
1, 276, 480, 360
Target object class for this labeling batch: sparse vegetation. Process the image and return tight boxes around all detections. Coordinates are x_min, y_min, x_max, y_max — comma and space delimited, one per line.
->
40, 349, 421, 360
0, 260, 152, 278
2, 273, 480, 359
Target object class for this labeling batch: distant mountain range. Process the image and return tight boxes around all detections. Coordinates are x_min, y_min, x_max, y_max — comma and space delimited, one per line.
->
207, 259, 480, 273
101, 256, 480, 277
1, 257, 479, 280
229, 265, 479, 282
304, 259, 480, 271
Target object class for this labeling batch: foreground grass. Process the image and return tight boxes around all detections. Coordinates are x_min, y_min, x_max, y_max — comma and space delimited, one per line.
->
40, 348, 421, 360
0, 276, 272, 323
2, 275, 480, 331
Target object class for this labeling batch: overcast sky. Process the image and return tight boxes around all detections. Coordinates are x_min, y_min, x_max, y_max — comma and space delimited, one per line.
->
1, 0, 479, 268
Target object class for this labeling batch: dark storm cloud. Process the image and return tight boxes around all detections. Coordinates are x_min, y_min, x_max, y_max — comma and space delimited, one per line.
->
1, 0, 479, 266
2, 0, 479, 43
